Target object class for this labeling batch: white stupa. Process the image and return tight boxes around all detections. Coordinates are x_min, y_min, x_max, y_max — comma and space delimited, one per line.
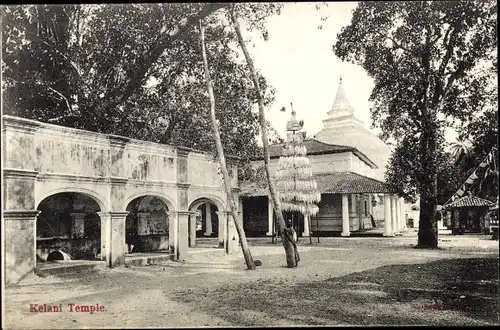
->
313, 76, 392, 181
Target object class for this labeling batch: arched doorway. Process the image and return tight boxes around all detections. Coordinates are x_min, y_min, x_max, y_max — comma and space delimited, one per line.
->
125, 196, 169, 253
188, 199, 220, 248
36, 192, 101, 262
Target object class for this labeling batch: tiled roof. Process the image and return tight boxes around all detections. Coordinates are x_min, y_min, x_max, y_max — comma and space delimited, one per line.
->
444, 195, 495, 209
315, 172, 392, 194
240, 171, 392, 197
253, 139, 378, 169
266, 139, 354, 158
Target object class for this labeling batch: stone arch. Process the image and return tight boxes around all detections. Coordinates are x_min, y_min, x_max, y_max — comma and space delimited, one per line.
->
123, 192, 176, 212
124, 194, 171, 253
36, 187, 108, 212
36, 191, 103, 261
188, 195, 226, 247
188, 195, 226, 214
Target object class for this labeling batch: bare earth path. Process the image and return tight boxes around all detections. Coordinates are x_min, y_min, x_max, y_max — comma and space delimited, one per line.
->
4, 231, 499, 328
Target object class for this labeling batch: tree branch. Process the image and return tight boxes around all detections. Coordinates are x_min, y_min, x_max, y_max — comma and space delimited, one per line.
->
45, 86, 80, 123
437, 25, 459, 78
24, 30, 92, 94
97, 3, 229, 114
378, 32, 418, 56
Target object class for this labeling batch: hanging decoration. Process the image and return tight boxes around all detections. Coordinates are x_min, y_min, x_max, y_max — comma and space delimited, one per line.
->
444, 147, 498, 206
274, 104, 321, 217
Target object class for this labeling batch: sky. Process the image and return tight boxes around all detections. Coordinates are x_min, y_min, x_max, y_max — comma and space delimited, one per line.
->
241, 2, 459, 143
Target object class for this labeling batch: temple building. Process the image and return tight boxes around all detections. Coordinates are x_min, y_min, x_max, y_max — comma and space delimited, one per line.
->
241, 77, 412, 237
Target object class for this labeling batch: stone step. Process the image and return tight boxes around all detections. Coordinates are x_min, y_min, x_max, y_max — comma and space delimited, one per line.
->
124, 253, 173, 266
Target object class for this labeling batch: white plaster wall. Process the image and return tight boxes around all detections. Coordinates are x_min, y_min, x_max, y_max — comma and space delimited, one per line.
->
187, 154, 223, 187
35, 127, 109, 177
252, 152, 375, 178
5, 116, 228, 214
124, 142, 176, 182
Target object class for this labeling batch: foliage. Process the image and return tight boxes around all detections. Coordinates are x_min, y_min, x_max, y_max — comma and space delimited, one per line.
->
334, 0, 497, 247
449, 137, 471, 165
1, 4, 281, 163
459, 108, 498, 163
386, 134, 461, 205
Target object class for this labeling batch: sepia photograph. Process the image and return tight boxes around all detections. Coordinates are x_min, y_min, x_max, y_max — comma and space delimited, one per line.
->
1, 2, 498, 328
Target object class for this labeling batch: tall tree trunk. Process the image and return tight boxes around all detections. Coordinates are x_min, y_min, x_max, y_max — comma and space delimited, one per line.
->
417, 114, 439, 248
199, 19, 256, 270
229, 8, 299, 268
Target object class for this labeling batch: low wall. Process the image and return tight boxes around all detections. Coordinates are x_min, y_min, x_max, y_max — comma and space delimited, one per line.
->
128, 235, 169, 252
37, 238, 99, 261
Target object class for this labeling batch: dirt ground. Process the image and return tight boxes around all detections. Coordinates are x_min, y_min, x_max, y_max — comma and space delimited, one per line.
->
3, 230, 499, 328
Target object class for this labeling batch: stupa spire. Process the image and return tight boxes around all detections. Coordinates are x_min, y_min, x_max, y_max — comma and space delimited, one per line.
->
327, 75, 355, 118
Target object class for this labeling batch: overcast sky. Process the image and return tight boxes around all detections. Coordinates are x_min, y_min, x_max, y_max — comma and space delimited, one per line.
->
242, 2, 459, 142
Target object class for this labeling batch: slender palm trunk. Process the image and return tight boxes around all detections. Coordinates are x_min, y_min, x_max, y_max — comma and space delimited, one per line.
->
230, 9, 299, 267
199, 20, 256, 270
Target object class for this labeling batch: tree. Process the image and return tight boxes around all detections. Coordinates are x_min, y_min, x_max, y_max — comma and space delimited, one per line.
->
334, 1, 497, 248
199, 18, 255, 270
2, 4, 227, 124
449, 137, 471, 166
230, 5, 300, 267
2, 4, 279, 166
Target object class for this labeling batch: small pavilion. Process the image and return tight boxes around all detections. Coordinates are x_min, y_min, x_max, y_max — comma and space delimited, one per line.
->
444, 195, 495, 235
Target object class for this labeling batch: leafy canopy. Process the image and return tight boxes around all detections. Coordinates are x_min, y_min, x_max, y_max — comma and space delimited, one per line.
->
2, 3, 282, 162
333, 1, 497, 203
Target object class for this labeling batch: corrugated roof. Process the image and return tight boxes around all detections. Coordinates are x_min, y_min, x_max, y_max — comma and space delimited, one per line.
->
444, 195, 495, 209
240, 171, 393, 197
253, 139, 378, 169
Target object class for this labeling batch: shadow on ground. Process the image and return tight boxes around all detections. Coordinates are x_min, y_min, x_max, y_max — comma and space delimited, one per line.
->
169, 257, 499, 326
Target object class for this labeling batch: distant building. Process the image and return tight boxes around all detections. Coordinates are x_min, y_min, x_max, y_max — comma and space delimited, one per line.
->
241, 77, 415, 237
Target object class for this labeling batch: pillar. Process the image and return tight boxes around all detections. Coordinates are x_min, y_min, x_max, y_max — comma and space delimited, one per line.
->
177, 211, 190, 260
367, 194, 373, 215
383, 194, 394, 236
70, 212, 86, 238
204, 203, 212, 236
137, 212, 149, 235
99, 212, 109, 261
2, 117, 40, 284
400, 197, 407, 231
395, 197, 400, 235
367, 194, 374, 228
97, 211, 128, 268
216, 211, 227, 251
3, 210, 40, 284
189, 212, 197, 247
218, 209, 225, 248
350, 194, 357, 217
168, 211, 178, 256
341, 194, 350, 237
391, 195, 399, 235
225, 211, 239, 254
267, 197, 274, 236
358, 195, 365, 230
303, 215, 310, 237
